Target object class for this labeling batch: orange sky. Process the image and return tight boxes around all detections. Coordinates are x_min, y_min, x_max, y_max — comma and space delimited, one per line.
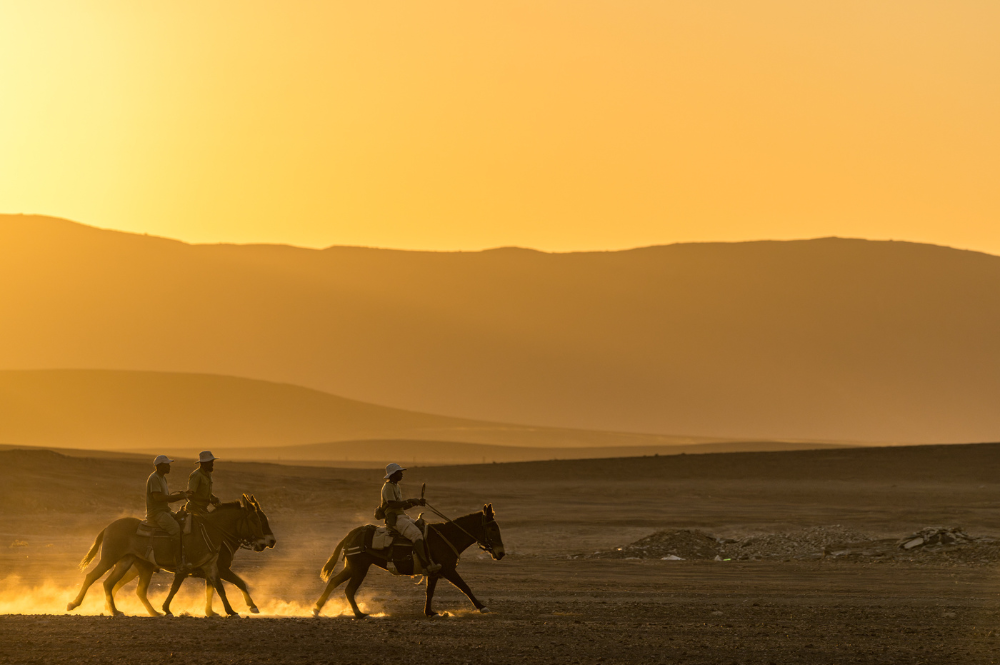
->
0, 1, 997, 252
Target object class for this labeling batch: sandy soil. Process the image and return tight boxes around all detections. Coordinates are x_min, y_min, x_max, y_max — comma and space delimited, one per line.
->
3, 444, 1000, 663
3, 560, 999, 665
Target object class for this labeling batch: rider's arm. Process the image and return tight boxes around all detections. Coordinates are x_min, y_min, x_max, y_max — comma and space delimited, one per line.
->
150, 490, 191, 503
387, 498, 425, 509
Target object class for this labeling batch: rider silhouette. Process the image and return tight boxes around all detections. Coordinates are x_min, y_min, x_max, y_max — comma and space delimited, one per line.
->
145, 455, 192, 568
380, 463, 440, 574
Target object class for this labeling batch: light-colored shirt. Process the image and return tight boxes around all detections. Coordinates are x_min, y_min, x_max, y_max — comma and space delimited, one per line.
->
187, 467, 216, 510
145, 472, 171, 520
381, 481, 405, 519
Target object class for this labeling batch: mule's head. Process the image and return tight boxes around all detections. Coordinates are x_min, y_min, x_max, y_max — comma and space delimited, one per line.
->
482, 503, 504, 561
249, 494, 276, 550
240, 494, 268, 551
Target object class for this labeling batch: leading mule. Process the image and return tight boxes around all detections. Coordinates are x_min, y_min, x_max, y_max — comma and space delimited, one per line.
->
313, 504, 504, 618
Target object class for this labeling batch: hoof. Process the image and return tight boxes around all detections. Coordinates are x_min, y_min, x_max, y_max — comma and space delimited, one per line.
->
110, 611, 125, 618
205, 611, 219, 618
249, 606, 260, 614
147, 610, 163, 618
311, 608, 320, 618
479, 607, 491, 614
66, 602, 77, 612
353, 613, 369, 620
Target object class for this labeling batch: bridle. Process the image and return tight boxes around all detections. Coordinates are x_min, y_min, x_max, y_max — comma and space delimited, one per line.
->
424, 503, 497, 554
200, 506, 263, 552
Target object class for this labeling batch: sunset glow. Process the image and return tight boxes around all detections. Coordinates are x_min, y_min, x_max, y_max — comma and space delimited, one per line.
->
1, 1, 997, 252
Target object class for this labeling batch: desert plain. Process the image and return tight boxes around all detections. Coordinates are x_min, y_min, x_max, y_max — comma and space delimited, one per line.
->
2, 443, 1000, 664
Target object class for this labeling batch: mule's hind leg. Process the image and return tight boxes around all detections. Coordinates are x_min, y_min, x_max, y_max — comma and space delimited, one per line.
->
103, 555, 135, 616
68, 556, 118, 611
133, 562, 161, 617
441, 569, 488, 613
112, 565, 139, 596
313, 565, 352, 617
220, 568, 258, 613
424, 574, 440, 617
344, 561, 372, 619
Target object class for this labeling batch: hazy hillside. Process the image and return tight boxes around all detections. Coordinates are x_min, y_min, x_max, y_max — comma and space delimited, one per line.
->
0, 369, 713, 453
2, 214, 999, 443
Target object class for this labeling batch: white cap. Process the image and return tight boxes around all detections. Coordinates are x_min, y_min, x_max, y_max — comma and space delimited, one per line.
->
198, 451, 219, 464
384, 462, 406, 479
153, 455, 174, 466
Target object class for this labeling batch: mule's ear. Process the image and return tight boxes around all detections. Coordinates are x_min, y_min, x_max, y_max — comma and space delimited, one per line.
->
250, 494, 257, 505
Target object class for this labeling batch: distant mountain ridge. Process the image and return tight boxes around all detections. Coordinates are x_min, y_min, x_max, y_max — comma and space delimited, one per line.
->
2, 213, 999, 443
0, 369, 716, 452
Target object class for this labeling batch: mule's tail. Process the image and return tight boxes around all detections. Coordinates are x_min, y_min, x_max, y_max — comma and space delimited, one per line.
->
320, 527, 362, 581
79, 530, 105, 570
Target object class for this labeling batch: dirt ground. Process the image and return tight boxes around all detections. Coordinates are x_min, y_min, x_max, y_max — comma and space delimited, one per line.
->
3, 444, 1000, 664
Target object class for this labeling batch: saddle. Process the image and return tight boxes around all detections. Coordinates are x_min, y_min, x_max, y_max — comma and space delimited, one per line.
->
135, 513, 193, 568
369, 516, 427, 550
136, 511, 188, 538
348, 518, 430, 577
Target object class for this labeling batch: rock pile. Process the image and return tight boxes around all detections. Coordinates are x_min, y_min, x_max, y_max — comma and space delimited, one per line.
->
587, 529, 722, 560
725, 525, 874, 561
897, 527, 973, 550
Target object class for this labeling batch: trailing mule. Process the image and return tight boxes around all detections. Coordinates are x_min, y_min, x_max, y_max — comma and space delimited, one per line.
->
109, 495, 276, 616
68, 495, 267, 617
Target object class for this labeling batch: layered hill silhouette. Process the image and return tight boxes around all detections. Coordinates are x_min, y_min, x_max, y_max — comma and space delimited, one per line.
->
2, 214, 999, 443
0, 369, 722, 456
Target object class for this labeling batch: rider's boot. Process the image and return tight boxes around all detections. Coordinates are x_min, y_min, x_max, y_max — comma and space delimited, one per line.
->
176, 538, 188, 572
413, 539, 440, 574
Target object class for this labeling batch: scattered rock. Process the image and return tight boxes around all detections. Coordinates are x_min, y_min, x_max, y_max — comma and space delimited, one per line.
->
587, 525, 998, 566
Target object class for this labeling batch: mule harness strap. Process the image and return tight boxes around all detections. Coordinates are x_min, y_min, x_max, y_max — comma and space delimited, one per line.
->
423, 502, 491, 553
428, 525, 462, 561
198, 509, 255, 551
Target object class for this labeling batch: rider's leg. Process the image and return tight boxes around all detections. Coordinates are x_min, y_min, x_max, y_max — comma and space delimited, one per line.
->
397, 517, 440, 574
152, 512, 182, 568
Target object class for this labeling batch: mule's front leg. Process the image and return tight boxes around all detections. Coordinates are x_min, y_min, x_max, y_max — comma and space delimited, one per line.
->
161, 570, 187, 616
424, 575, 440, 617
220, 568, 258, 613
204, 580, 220, 617
205, 563, 238, 617
442, 569, 488, 613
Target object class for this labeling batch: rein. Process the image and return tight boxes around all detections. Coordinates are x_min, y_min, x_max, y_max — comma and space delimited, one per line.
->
198, 507, 258, 551
423, 502, 495, 555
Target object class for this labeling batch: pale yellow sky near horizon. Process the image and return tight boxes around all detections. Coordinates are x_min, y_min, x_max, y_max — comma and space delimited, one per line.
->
1, 1, 998, 253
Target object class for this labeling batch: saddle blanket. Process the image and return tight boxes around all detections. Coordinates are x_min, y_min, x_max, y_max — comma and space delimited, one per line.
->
371, 526, 394, 550
370, 520, 427, 550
